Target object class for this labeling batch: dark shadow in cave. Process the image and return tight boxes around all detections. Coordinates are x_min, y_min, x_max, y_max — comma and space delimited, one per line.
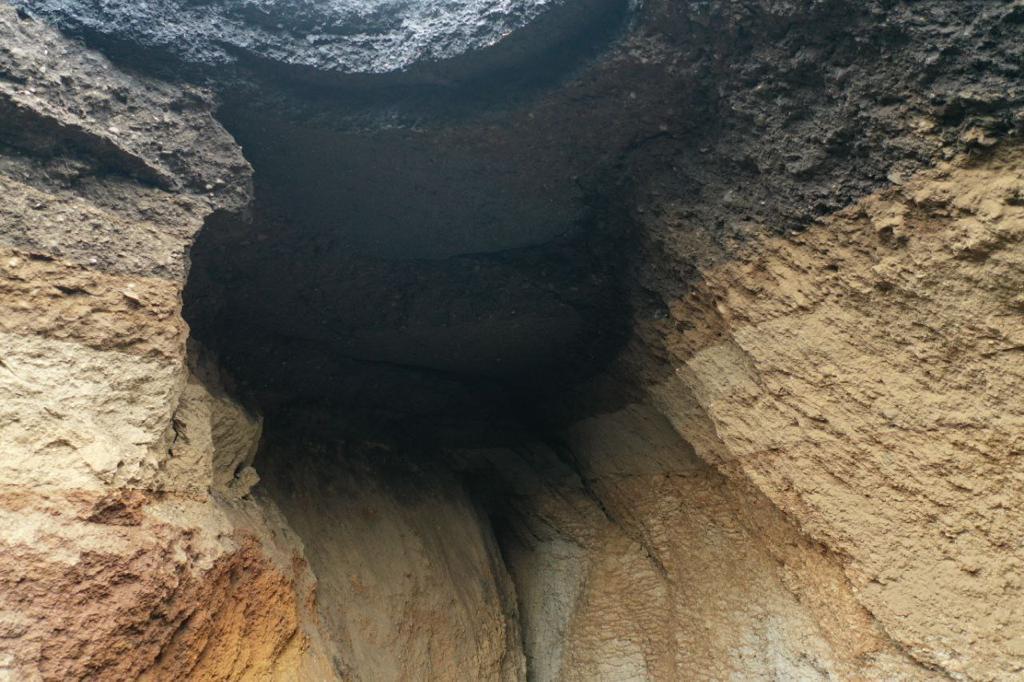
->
183, 175, 634, 441
176, 0, 648, 442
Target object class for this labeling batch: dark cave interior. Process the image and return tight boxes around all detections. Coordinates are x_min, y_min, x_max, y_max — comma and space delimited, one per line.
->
180, 1, 642, 444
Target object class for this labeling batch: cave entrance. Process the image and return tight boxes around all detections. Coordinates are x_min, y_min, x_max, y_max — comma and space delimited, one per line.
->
179, 63, 638, 676
181, 127, 635, 457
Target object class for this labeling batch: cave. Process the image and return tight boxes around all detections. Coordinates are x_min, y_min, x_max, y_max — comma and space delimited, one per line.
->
167, 2, 842, 674
176, 8, 657, 676
4, 0, 1024, 679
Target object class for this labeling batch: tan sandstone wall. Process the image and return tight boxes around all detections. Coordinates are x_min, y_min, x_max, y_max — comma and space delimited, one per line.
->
256, 421, 526, 681
482, 392, 925, 680
0, 8, 334, 679
484, 143, 1024, 682
637, 144, 1024, 680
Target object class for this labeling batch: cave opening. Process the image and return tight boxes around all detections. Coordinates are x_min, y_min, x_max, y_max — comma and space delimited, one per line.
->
179, 31, 643, 674
8, 0, 1023, 677
180, 86, 639, 465
170, 1, 902, 676
168, 0, 838, 674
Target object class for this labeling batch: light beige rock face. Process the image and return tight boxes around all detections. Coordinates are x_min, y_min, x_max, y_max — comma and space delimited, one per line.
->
481, 396, 924, 680
635, 144, 1024, 681
256, 420, 527, 682
0, 2, 248, 498
485, 144, 1024, 681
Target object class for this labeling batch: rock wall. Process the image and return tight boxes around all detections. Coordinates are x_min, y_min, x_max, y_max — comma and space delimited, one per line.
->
479, 143, 1024, 681
459, 394, 923, 679
3, 0, 1024, 680
256, 416, 525, 681
0, 7, 333, 679
634, 144, 1024, 680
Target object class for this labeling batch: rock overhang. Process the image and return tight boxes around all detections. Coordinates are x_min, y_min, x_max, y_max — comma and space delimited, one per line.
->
31, 0, 642, 411
14, 0, 633, 85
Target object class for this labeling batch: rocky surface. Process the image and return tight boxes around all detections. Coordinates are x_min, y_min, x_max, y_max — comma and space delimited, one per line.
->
257, 414, 525, 681
517, 400, 923, 679
185, 0, 1023, 412
0, 7, 332, 679
13, 0, 629, 81
3, 0, 1024, 680
638, 145, 1024, 680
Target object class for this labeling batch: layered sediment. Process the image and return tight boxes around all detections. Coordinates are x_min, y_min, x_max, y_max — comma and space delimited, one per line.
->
2, 1, 1023, 680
